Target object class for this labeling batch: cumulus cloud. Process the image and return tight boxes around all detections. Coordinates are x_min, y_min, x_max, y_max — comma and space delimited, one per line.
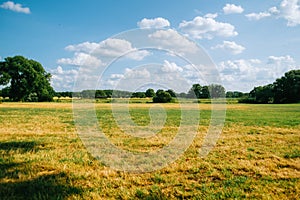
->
245, 0, 300, 26
269, 7, 280, 15
204, 13, 218, 19
57, 52, 103, 68
218, 55, 298, 92
137, 17, 170, 29
97, 39, 150, 60
124, 68, 151, 79
267, 55, 297, 73
268, 55, 295, 65
56, 38, 152, 91
218, 59, 265, 91
50, 66, 78, 91
110, 74, 124, 79
178, 15, 238, 39
65, 42, 99, 53
104, 68, 152, 89
211, 41, 245, 55
161, 60, 183, 73
246, 12, 271, 20
223, 4, 244, 14
148, 29, 198, 55
65, 39, 149, 61
279, 0, 300, 26
0, 1, 30, 14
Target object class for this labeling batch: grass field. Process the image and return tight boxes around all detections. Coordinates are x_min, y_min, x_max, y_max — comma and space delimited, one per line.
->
0, 102, 299, 199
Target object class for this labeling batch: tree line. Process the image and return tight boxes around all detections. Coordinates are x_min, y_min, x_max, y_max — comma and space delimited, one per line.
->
59, 84, 226, 100
239, 70, 300, 104
1, 56, 299, 103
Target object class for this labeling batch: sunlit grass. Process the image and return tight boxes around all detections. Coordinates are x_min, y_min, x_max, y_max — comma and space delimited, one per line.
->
0, 102, 299, 199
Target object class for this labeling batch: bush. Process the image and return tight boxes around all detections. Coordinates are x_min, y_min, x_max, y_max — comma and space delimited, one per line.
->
153, 90, 173, 103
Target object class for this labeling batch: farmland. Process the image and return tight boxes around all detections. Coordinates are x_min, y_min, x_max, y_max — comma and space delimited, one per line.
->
0, 102, 299, 199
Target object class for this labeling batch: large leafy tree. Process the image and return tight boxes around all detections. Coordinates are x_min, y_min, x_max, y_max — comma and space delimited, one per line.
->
208, 84, 226, 98
273, 70, 300, 103
187, 84, 201, 98
145, 88, 155, 97
249, 84, 274, 103
187, 84, 225, 99
0, 56, 54, 102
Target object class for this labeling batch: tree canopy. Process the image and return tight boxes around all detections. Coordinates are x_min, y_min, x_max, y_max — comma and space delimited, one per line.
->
273, 70, 300, 103
187, 83, 225, 99
239, 69, 300, 104
145, 88, 155, 97
153, 89, 173, 103
0, 56, 54, 102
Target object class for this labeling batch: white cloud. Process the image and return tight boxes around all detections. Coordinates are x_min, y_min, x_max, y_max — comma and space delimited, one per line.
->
124, 68, 151, 79
223, 4, 244, 14
50, 66, 78, 91
218, 59, 265, 91
269, 7, 280, 15
56, 38, 151, 91
245, 0, 300, 26
161, 60, 183, 73
110, 74, 124, 79
179, 16, 238, 39
267, 55, 297, 73
148, 29, 198, 55
204, 13, 218, 19
63, 38, 149, 62
65, 42, 99, 53
98, 39, 149, 60
245, 12, 271, 20
279, 0, 300, 26
218, 56, 298, 92
268, 55, 295, 65
93, 38, 149, 60
137, 17, 170, 29
104, 68, 151, 89
0, 1, 30, 14
211, 41, 245, 55
57, 52, 103, 67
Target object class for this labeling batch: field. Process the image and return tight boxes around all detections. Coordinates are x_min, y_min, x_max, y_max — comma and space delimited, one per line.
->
0, 102, 299, 199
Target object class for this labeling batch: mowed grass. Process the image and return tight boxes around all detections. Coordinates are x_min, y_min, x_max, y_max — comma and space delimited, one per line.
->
0, 102, 299, 199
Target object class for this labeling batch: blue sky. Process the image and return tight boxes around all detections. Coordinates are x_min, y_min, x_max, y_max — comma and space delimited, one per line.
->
1, 0, 300, 92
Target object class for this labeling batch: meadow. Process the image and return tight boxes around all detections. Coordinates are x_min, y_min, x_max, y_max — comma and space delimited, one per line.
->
0, 101, 299, 199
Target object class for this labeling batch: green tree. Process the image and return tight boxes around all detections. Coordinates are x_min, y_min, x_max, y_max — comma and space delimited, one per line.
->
95, 90, 107, 98
249, 84, 274, 103
0, 56, 54, 102
273, 70, 300, 103
200, 86, 210, 98
145, 88, 155, 97
208, 84, 226, 98
81, 90, 95, 98
226, 91, 245, 98
153, 89, 173, 103
187, 84, 201, 98
131, 92, 146, 98
166, 89, 176, 97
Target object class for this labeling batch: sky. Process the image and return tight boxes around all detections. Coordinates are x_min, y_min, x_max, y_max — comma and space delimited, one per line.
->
1, 0, 300, 92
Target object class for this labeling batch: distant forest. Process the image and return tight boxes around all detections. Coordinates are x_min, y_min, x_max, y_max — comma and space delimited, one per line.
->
54, 69, 300, 104
0, 56, 299, 103
56, 84, 227, 99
